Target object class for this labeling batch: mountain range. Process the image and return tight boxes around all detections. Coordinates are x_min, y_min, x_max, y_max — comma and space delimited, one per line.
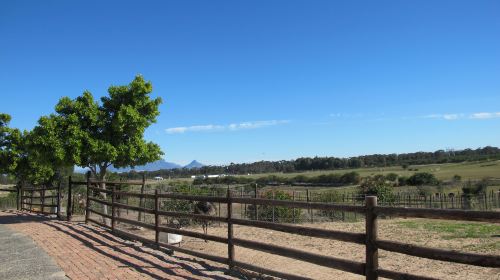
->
75, 160, 205, 173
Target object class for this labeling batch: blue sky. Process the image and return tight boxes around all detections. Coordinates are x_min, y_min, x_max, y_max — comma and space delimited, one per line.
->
1, 1, 499, 165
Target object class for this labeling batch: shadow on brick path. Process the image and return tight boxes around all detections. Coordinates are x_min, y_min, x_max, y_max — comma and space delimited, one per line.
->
0, 211, 239, 280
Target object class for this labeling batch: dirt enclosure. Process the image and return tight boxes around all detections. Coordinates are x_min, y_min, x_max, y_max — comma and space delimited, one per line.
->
165, 219, 499, 280
88, 208, 500, 280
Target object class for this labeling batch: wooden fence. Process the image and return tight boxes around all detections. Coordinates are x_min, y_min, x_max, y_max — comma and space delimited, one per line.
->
159, 184, 500, 224
0, 186, 18, 210
19, 184, 62, 218
80, 180, 500, 280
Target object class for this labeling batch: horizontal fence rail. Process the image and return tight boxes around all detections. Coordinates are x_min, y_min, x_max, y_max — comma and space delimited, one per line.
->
232, 237, 366, 275
82, 181, 500, 280
376, 239, 500, 268
230, 217, 366, 244
375, 206, 500, 223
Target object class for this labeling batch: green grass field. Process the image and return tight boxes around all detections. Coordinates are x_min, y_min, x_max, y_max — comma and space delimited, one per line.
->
242, 160, 500, 181
149, 160, 500, 186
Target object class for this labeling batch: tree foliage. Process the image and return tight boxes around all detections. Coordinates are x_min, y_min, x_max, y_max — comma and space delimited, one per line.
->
2, 75, 162, 191
405, 172, 440, 186
358, 175, 396, 204
0, 114, 58, 184
0, 114, 17, 174
36, 75, 163, 180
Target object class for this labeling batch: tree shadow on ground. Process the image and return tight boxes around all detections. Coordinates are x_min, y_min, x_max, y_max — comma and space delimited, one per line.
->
46, 221, 232, 280
81, 223, 235, 279
0, 210, 57, 224
1, 211, 235, 280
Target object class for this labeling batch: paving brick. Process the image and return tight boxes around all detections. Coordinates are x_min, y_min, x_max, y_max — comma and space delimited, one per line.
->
1, 211, 237, 280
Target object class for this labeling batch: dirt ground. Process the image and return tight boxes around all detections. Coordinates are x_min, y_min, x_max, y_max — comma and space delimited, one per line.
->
167, 219, 500, 280
91, 208, 500, 280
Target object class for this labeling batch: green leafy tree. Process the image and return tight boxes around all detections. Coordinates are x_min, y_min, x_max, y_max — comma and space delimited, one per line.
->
0, 114, 22, 175
39, 75, 163, 181
0, 117, 57, 186
1, 114, 48, 184
30, 76, 163, 223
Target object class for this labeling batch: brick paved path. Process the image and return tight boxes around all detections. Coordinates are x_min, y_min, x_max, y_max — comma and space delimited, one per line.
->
0, 211, 238, 280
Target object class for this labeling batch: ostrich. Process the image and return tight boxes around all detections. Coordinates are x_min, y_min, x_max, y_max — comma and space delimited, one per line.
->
193, 201, 217, 242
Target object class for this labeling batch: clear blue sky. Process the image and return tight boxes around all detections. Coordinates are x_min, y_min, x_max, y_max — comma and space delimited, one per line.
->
1, 1, 499, 165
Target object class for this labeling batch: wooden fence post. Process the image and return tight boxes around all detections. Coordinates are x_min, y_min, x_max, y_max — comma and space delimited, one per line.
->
240, 187, 244, 219
227, 189, 235, 270
85, 172, 91, 223
67, 176, 73, 221
138, 172, 146, 222
111, 184, 116, 232
365, 196, 378, 280
307, 189, 313, 223
484, 192, 488, 210
16, 185, 20, 211
272, 190, 275, 223
41, 187, 46, 214
57, 181, 62, 219
19, 184, 23, 211
254, 184, 258, 220
155, 189, 160, 246
29, 188, 34, 212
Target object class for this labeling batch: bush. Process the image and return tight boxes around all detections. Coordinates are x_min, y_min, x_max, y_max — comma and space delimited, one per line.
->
397, 176, 408, 186
256, 190, 302, 223
385, 173, 399, 182
160, 184, 214, 226
340, 172, 361, 185
462, 179, 489, 195
358, 175, 396, 204
407, 172, 440, 186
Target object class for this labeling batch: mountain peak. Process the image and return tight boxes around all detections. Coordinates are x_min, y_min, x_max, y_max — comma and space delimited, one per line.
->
184, 160, 204, 169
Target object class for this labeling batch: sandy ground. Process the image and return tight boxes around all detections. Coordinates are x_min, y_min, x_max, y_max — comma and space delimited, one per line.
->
170, 219, 500, 280
89, 209, 500, 280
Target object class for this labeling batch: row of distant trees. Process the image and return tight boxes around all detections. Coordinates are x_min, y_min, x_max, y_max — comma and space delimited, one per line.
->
0, 76, 163, 187
120, 146, 500, 179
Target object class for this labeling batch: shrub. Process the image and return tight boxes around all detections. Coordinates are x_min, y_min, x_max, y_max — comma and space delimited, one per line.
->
397, 176, 408, 186
407, 172, 439, 186
385, 173, 399, 182
462, 179, 489, 195
256, 190, 302, 223
452, 174, 462, 182
160, 184, 213, 226
358, 176, 396, 204
340, 172, 361, 185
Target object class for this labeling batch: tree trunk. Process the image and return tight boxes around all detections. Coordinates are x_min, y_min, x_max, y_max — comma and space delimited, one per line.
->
96, 167, 111, 226
138, 173, 146, 222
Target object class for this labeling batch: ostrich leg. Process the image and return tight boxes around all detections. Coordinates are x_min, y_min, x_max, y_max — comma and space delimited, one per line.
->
203, 222, 208, 242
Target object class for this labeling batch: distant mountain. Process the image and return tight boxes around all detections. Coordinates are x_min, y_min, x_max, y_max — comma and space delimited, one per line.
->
184, 160, 205, 169
108, 160, 182, 173
74, 159, 205, 173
